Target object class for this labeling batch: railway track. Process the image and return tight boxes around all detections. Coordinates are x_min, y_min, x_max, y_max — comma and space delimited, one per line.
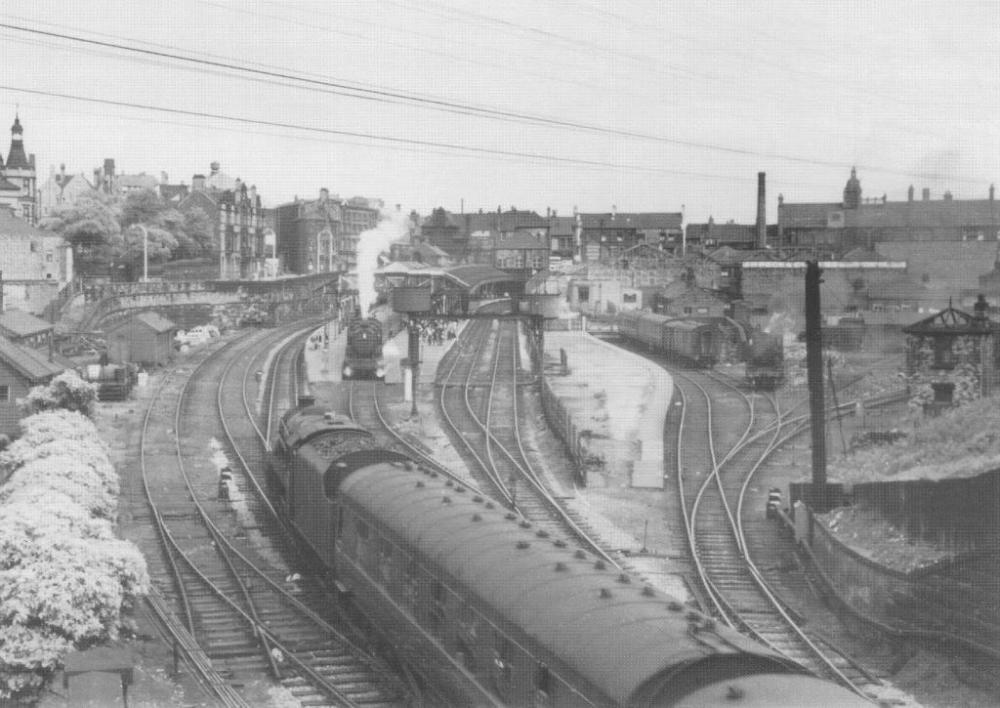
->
138, 327, 409, 707
433, 313, 619, 567
668, 366, 881, 701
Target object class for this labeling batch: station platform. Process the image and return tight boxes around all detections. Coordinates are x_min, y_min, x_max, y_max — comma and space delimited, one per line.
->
302, 316, 686, 597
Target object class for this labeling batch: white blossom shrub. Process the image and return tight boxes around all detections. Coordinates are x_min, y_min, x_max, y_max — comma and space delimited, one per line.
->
0, 625, 72, 697
0, 411, 111, 481
2, 458, 118, 520
0, 410, 149, 700
19, 370, 98, 418
2, 448, 119, 505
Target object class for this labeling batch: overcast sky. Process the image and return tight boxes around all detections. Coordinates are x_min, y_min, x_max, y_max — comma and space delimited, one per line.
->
2, 0, 999, 222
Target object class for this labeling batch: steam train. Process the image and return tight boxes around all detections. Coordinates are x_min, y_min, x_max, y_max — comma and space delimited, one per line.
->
742, 329, 785, 389
342, 316, 385, 380
615, 311, 785, 389
269, 404, 866, 707
616, 311, 719, 367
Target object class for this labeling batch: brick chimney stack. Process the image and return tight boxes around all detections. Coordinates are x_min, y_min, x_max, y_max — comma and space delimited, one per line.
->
756, 172, 767, 248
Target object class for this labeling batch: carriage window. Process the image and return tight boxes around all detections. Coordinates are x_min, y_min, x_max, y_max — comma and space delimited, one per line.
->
430, 581, 446, 633
378, 537, 393, 581
535, 663, 553, 706
403, 560, 419, 608
493, 636, 514, 697
456, 637, 477, 674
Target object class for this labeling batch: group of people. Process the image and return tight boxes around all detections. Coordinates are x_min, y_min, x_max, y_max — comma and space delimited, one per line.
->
421, 321, 457, 345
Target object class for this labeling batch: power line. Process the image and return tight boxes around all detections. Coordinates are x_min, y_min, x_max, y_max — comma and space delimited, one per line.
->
0, 84, 767, 183
0, 19, 983, 185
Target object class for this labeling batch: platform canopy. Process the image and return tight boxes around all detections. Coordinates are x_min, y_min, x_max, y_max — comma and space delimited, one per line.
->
443, 264, 519, 294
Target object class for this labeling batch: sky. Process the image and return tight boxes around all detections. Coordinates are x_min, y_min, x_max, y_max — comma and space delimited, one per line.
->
2, 0, 999, 223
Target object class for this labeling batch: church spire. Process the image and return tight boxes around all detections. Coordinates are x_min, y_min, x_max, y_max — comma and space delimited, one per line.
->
6, 113, 30, 170
843, 166, 861, 210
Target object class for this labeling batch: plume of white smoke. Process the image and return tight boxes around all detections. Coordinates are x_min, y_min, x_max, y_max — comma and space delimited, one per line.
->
356, 208, 410, 313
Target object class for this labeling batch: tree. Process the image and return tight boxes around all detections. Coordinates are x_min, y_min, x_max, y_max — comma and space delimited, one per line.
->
120, 188, 164, 228
182, 206, 217, 258
19, 370, 98, 418
38, 191, 122, 268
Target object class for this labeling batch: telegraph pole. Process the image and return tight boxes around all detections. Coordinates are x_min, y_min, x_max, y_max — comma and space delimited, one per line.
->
805, 261, 828, 511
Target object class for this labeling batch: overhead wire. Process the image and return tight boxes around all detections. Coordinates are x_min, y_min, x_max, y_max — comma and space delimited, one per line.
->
0, 84, 777, 184
0, 18, 986, 185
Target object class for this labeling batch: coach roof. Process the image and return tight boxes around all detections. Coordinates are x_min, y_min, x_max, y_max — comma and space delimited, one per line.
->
340, 463, 787, 704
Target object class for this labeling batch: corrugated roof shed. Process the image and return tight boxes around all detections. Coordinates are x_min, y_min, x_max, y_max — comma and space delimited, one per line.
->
0, 336, 69, 380
106, 312, 176, 334
0, 309, 53, 337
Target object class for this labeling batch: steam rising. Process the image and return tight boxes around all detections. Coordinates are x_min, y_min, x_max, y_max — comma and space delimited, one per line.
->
356, 208, 410, 313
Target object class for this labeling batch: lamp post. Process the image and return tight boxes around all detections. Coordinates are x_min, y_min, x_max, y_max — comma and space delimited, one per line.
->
131, 224, 149, 282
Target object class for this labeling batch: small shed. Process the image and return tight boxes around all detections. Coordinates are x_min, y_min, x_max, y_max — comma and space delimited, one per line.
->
902, 302, 999, 410
105, 312, 177, 366
0, 335, 73, 436
0, 309, 54, 348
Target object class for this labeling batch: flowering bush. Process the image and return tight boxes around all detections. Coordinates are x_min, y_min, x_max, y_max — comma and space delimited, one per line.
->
0, 411, 148, 700
19, 370, 98, 418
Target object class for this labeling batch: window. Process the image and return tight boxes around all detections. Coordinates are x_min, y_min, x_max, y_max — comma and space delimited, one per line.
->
577, 286, 590, 302
430, 581, 446, 633
932, 382, 955, 404
932, 338, 956, 370
623, 293, 637, 304
456, 638, 477, 674
377, 538, 393, 581
0, 385, 9, 402
493, 637, 514, 699
534, 663, 553, 706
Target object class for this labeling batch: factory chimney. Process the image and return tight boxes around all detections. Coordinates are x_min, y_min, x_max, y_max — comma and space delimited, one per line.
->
756, 172, 767, 248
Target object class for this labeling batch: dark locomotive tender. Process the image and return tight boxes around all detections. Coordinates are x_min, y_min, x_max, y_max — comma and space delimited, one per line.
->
269, 404, 867, 707
342, 315, 386, 380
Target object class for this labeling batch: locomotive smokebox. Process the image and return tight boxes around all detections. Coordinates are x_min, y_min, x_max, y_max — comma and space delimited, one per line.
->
391, 286, 433, 313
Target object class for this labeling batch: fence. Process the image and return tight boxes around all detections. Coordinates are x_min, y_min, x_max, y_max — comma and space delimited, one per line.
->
539, 374, 588, 486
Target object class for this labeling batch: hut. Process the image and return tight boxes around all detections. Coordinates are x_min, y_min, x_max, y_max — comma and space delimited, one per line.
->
105, 312, 177, 366
0, 336, 73, 436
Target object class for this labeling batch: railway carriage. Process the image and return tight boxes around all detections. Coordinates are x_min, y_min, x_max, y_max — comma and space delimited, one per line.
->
270, 404, 869, 707
617, 311, 720, 368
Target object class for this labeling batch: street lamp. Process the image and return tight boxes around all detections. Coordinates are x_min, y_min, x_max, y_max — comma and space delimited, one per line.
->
131, 224, 149, 282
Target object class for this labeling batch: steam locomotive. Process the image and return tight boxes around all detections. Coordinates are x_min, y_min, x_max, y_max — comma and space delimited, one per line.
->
268, 404, 867, 707
742, 329, 785, 389
342, 316, 385, 380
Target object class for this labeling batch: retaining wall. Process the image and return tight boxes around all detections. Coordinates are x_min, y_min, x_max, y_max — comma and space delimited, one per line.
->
852, 470, 1000, 555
